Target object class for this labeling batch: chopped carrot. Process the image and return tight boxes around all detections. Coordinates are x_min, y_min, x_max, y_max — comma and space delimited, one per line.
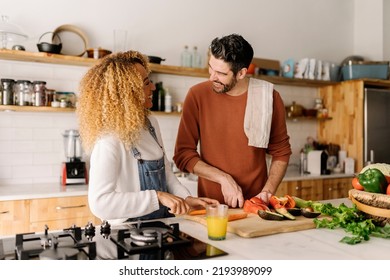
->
228, 213, 248, 221
188, 209, 206, 215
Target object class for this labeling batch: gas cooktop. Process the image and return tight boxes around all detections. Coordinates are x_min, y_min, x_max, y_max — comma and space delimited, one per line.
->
0, 220, 227, 260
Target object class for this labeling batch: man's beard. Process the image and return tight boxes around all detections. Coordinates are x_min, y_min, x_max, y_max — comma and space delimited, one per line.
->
212, 77, 237, 94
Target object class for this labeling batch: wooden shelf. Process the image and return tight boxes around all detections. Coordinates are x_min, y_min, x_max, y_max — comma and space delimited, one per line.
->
0, 105, 75, 113
0, 49, 339, 87
0, 105, 185, 115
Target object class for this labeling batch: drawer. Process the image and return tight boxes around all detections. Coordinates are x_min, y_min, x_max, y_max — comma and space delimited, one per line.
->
30, 196, 93, 223
0, 200, 30, 235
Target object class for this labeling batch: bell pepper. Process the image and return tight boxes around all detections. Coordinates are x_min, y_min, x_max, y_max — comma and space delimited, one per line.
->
357, 168, 388, 194
243, 196, 269, 214
269, 195, 296, 220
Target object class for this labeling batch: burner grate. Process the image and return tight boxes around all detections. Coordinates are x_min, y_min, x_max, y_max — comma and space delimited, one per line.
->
14, 225, 96, 260
110, 221, 191, 259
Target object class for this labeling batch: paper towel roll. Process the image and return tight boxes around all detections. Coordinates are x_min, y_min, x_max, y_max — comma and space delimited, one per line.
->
338, 150, 347, 171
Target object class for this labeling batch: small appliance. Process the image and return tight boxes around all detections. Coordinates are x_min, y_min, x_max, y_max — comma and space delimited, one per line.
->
61, 129, 88, 185
307, 150, 329, 175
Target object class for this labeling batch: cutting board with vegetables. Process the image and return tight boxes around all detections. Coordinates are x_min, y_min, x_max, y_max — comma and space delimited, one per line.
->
184, 208, 319, 238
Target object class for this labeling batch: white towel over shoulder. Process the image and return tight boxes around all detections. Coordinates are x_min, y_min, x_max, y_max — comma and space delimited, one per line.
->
244, 78, 274, 148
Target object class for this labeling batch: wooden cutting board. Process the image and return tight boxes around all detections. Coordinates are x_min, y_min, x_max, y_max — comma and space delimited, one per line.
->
184, 208, 319, 238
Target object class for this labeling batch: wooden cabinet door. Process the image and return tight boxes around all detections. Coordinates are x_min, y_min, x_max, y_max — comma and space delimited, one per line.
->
323, 177, 353, 200
275, 181, 299, 197
276, 179, 323, 201
0, 200, 30, 235
299, 180, 323, 201
29, 196, 99, 232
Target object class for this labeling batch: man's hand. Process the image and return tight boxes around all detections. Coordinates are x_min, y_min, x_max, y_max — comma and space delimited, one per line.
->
219, 174, 244, 208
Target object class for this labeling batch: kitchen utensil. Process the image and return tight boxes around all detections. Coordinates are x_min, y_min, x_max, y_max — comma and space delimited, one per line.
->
148, 55, 166, 64
12, 45, 25, 51
37, 32, 62, 54
53, 24, 89, 56
113, 29, 127, 53
285, 101, 304, 118
61, 129, 88, 185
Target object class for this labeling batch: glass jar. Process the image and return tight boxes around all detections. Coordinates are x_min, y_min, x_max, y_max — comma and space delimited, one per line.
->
54, 91, 76, 108
14, 80, 33, 106
1, 78, 15, 105
314, 98, 323, 110
32, 81, 47, 106
45, 89, 55, 107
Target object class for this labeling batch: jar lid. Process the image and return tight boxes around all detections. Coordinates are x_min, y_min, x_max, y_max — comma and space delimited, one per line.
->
32, 80, 46, 84
1, 78, 15, 83
16, 80, 31, 84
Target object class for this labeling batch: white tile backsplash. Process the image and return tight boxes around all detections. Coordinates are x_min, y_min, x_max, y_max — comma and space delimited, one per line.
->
0, 60, 319, 184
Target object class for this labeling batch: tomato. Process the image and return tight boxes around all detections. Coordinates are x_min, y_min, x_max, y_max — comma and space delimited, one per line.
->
352, 177, 364, 191
387, 184, 390, 195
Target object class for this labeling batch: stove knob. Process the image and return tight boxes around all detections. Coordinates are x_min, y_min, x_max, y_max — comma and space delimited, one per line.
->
100, 220, 111, 239
84, 221, 95, 241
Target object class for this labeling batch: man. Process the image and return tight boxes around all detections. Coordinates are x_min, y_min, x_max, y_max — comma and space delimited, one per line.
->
173, 34, 291, 208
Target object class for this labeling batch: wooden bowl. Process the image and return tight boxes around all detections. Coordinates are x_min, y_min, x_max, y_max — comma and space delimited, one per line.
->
86, 48, 112, 59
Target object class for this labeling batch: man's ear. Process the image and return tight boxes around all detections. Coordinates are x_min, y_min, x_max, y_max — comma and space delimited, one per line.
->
237, 68, 247, 80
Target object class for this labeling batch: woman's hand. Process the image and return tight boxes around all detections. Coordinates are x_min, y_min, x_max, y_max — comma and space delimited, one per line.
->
185, 196, 219, 210
156, 191, 190, 215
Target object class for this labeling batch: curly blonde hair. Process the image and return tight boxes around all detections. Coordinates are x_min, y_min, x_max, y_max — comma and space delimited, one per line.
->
76, 50, 151, 154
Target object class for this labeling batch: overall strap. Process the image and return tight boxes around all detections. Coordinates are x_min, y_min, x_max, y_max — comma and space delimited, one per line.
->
131, 117, 164, 160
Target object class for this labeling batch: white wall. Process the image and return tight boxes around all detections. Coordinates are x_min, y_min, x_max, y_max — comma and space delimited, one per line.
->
0, 0, 387, 185
3, 0, 356, 64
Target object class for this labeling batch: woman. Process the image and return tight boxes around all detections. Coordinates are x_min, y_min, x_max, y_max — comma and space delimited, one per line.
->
77, 51, 217, 224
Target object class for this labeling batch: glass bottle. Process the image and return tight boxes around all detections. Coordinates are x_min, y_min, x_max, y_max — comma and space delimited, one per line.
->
158, 84, 165, 112
191, 46, 202, 68
151, 81, 161, 111
164, 87, 172, 113
180, 45, 192, 67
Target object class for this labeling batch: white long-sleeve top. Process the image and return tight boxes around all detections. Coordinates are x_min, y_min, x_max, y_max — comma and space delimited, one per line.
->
88, 116, 191, 224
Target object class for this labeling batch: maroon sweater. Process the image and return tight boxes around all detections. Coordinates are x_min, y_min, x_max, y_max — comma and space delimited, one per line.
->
173, 80, 291, 203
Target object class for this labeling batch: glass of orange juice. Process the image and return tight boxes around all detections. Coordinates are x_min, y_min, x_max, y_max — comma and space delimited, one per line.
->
206, 204, 228, 240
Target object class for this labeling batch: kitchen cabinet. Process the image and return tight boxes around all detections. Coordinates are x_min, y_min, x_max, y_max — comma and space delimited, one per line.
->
276, 179, 323, 201
29, 196, 99, 232
322, 177, 352, 200
0, 199, 30, 235
0, 195, 99, 235
318, 79, 390, 172
276, 177, 353, 201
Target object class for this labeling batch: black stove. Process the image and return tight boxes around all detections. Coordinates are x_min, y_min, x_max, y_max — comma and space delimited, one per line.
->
1, 220, 227, 260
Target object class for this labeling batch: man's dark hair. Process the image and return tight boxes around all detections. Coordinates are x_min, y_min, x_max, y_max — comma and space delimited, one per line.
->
209, 34, 254, 75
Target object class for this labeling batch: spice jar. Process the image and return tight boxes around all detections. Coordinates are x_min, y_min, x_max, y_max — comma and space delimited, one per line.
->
45, 89, 55, 107
1, 78, 15, 105
14, 80, 33, 106
32, 81, 47, 106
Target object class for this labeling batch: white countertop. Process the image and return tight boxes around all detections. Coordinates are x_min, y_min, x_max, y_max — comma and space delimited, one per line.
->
283, 169, 354, 181
177, 198, 389, 260
1, 199, 386, 260
0, 183, 88, 201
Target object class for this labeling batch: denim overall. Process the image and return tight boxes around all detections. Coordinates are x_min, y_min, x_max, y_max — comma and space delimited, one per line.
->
128, 118, 174, 221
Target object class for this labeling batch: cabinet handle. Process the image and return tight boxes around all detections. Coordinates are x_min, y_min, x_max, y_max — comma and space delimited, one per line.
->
1, 210, 10, 215
55, 204, 86, 210
328, 187, 332, 191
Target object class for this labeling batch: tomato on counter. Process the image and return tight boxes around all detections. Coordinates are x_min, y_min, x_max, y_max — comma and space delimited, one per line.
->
352, 177, 364, 191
